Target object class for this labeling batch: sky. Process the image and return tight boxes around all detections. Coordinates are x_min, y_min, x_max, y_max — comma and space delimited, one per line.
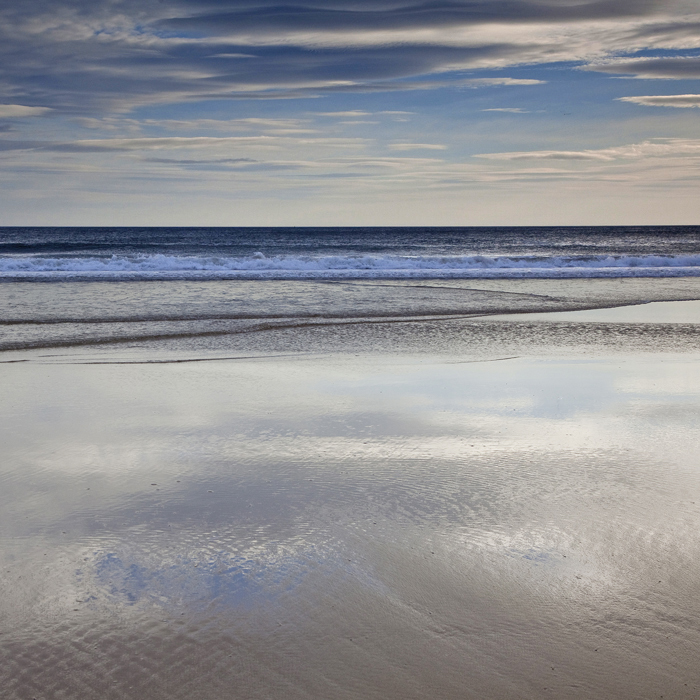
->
1, 0, 700, 225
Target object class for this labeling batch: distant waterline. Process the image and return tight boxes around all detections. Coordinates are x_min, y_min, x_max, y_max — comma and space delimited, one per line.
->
1, 226, 698, 281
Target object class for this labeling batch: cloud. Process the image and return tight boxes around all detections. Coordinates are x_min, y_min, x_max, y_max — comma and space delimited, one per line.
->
316, 111, 373, 117
481, 107, 529, 113
143, 156, 304, 172
0, 0, 694, 114
75, 116, 315, 133
156, 1, 672, 36
475, 150, 614, 161
313, 77, 545, 94
0, 104, 51, 118
474, 138, 700, 161
389, 143, 447, 151
460, 78, 544, 87
617, 94, 700, 107
584, 56, 700, 79
144, 157, 258, 165
0, 135, 369, 153
49, 136, 280, 152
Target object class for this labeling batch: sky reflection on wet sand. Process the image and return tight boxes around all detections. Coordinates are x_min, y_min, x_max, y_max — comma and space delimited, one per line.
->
2, 306, 700, 698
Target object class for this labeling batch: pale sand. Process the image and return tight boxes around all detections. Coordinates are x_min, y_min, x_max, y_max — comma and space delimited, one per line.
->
2, 294, 700, 698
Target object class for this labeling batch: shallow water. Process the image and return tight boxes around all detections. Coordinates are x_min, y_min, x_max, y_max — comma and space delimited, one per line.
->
495, 298, 700, 323
3, 277, 700, 357
2, 325, 700, 698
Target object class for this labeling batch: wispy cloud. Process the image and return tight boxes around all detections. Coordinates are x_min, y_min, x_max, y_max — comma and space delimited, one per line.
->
315, 111, 373, 118
618, 94, 700, 107
584, 56, 700, 79
0, 1, 692, 113
474, 139, 700, 161
389, 143, 447, 151
0, 105, 51, 118
144, 157, 258, 165
156, 1, 675, 37
462, 79, 545, 87
0, 135, 369, 153
75, 117, 315, 133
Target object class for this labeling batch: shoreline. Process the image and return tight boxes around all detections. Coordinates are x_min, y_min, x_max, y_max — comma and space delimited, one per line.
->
2, 277, 700, 357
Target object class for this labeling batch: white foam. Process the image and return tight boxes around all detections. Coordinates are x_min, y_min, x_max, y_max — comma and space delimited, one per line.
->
2, 253, 700, 280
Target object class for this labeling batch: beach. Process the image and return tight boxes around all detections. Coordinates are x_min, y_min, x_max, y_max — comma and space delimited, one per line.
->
2, 271, 700, 699
4, 0, 700, 686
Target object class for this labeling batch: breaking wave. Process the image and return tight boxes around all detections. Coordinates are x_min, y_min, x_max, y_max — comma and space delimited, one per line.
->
3, 252, 700, 280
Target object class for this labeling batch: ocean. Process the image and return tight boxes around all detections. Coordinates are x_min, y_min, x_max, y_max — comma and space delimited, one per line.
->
3, 227, 700, 700
2, 225, 700, 280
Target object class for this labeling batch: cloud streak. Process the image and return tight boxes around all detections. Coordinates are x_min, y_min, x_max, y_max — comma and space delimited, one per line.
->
618, 94, 700, 107
474, 139, 700, 161
0, 135, 369, 153
389, 143, 447, 151
481, 107, 529, 113
585, 56, 700, 79
0, 105, 51, 118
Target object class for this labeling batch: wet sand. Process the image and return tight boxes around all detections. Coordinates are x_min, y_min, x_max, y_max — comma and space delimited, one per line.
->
2, 282, 700, 699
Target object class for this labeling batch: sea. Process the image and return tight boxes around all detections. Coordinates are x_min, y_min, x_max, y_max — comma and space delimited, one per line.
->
1, 225, 700, 280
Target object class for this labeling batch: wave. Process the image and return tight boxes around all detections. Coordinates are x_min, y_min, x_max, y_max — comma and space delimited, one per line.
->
3, 252, 700, 279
